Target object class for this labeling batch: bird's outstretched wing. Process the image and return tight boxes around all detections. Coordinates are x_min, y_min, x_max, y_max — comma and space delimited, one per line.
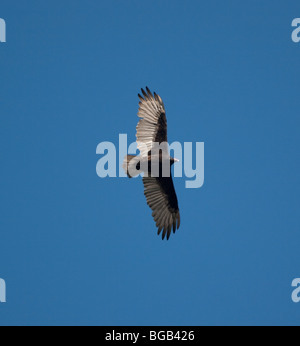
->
143, 175, 180, 240
136, 87, 167, 157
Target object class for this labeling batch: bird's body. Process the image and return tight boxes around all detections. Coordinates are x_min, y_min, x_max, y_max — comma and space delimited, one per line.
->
123, 87, 180, 240
125, 151, 178, 177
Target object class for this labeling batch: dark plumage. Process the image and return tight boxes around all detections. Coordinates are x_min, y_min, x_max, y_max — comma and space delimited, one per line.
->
123, 87, 180, 240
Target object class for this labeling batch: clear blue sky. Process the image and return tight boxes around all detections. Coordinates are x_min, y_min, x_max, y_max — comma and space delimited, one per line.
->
0, 1, 300, 326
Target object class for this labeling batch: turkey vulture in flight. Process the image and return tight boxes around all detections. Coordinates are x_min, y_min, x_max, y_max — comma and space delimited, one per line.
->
123, 87, 180, 240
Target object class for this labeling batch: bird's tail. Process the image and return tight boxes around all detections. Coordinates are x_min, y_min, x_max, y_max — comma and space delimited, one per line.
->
123, 155, 140, 178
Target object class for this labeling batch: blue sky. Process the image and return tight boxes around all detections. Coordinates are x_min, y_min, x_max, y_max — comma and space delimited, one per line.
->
0, 1, 300, 326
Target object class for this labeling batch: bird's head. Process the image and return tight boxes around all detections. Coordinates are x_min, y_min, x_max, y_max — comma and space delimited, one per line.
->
171, 157, 180, 165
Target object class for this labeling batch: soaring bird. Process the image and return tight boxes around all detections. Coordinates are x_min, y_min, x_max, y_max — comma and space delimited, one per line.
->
123, 87, 180, 240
